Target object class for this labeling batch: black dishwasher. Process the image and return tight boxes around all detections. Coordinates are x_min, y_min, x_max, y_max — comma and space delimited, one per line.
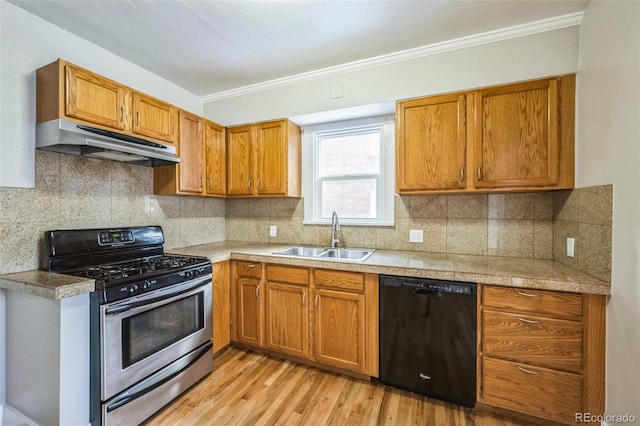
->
379, 274, 477, 407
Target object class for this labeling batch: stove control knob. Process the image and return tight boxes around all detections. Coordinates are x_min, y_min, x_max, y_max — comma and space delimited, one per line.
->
185, 271, 193, 279
142, 281, 150, 290
129, 284, 139, 295
194, 269, 200, 276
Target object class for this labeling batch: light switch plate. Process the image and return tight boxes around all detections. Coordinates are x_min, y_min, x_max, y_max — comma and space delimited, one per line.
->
269, 225, 277, 237
409, 229, 424, 243
566, 237, 575, 257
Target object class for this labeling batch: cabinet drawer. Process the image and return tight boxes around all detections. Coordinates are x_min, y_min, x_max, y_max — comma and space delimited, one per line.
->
482, 357, 582, 424
236, 261, 262, 278
266, 265, 309, 286
483, 286, 583, 319
314, 269, 364, 292
482, 310, 583, 372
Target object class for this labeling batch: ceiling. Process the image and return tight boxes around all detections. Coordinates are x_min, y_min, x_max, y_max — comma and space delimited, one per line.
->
10, 0, 588, 97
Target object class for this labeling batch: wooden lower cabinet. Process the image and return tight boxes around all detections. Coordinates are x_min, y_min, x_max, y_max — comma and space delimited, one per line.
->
312, 288, 365, 372
478, 285, 606, 425
230, 261, 378, 377
265, 282, 309, 359
231, 261, 264, 348
212, 261, 230, 355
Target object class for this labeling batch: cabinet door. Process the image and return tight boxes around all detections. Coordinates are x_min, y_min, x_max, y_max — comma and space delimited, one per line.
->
132, 92, 177, 144
265, 282, 309, 358
204, 120, 226, 196
256, 120, 287, 195
212, 261, 230, 354
65, 64, 127, 130
236, 277, 262, 347
178, 110, 203, 194
396, 93, 467, 192
313, 289, 365, 373
227, 125, 253, 196
473, 79, 559, 188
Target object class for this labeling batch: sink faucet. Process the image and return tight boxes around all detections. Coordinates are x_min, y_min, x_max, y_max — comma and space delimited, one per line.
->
330, 211, 341, 248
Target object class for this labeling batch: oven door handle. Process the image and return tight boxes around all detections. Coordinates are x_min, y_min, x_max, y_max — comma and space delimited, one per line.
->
105, 341, 212, 413
104, 277, 210, 315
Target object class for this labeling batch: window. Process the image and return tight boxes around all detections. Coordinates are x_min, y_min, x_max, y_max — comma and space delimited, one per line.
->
303, 116, 395, 226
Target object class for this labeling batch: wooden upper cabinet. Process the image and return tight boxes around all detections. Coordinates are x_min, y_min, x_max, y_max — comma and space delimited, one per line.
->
256, 120, 288, 196
132, 92, 177, 144
204, 120, 227, 196
226, 125, 253, 196
396, 93, 466, 192
227, 119, 301, 198
177, 110, 203, 194
154, 113, 226, 197
64, 63, 128, 130
396, 75, 575, 194
472, 78, 559, 189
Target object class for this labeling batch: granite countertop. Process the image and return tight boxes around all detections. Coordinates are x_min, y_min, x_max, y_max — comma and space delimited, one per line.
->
0, 241, 610, 299
169, 241, 611, 295
0, 271, 94, 300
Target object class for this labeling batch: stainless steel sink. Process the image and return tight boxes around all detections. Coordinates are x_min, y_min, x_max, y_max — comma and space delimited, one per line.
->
317, 248, 375, 261
273, 246, 328, 257
272, 246, 375, 262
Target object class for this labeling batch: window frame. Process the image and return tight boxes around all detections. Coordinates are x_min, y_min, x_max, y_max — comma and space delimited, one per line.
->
302, 115, 395, 226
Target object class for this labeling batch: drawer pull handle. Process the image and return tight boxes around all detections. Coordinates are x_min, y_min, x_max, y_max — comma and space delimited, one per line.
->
518, 317, 541, 324
315, 294, 319, 307
302, 292, 306, 306
518, 366, 541, 375
517, 291, 540, 298
245, 264, 256, 269
459, 167, 464, 182
419, 373, 432, 380
255, 285, 260, 298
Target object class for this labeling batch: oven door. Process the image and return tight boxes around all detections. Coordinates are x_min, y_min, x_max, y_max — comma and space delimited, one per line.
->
101, 275, 212, 400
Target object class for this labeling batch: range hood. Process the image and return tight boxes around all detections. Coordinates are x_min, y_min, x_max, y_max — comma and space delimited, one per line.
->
36, 119, 180, 167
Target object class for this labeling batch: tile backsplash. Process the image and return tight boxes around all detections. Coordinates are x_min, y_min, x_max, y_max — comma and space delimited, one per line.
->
227, 192, 555, 259
0, 150, 612, 283
0, 151, 226, 275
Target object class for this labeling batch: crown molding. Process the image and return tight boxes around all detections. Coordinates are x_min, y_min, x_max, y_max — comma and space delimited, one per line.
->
201, 11, 583, 103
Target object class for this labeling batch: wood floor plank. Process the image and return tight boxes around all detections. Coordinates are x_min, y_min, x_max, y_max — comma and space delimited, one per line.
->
144, 347, 533, 426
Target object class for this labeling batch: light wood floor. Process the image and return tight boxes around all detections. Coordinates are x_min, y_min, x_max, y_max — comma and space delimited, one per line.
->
145, 347, 532, 426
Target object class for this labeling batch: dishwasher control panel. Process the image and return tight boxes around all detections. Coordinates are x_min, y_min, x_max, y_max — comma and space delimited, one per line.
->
380, 274, 476, 295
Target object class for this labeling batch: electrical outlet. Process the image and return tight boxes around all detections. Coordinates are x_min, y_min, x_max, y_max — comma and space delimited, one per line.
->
409, 229, 424, 243
566, 237, 575, 257
269, 225, 277, 237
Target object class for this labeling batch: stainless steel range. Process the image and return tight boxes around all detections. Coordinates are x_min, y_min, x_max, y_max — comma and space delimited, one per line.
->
44, 226, 213, 425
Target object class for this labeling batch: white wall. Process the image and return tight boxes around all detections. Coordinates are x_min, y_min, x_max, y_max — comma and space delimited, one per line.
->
0, 0, 203, 189
203, 26, 580, 126
576, 1, 640, 422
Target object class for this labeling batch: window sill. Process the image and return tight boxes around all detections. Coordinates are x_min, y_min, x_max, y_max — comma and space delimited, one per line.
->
302, 220, 395, 227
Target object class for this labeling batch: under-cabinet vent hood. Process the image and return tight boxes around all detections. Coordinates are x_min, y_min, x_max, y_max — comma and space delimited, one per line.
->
36, 119, 180, 167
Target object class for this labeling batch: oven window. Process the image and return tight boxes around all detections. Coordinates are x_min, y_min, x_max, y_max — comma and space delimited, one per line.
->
122, 293, 204, 368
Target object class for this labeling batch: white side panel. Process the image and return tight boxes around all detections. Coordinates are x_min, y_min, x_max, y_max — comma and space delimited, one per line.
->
5, 292, 60, 425
0, 0, 202, 189
203, 26, 580, 126
576, 0, 640, 421
59, 294, 90, 426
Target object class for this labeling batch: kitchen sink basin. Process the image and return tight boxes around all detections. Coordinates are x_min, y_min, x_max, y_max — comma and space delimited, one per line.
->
273, 246, 328, 257
272, 246, 375, 262
317, 248, 375, 261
